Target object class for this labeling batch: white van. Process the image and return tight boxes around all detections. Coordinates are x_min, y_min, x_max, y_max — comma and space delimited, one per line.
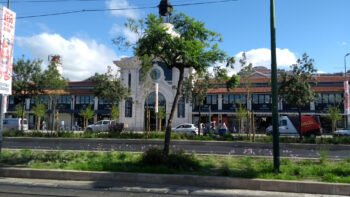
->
3, 118, 29, 131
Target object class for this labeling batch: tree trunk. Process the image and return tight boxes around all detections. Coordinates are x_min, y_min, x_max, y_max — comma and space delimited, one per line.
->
21, 101, 25, 132
198, 103, 202, 136
163, 67, 185, 157
36, 117, 41, 130
252, 111, 255, 142
298, 107, 303, 140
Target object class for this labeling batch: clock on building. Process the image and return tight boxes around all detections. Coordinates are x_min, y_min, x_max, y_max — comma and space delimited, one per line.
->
150, 68, 161, 81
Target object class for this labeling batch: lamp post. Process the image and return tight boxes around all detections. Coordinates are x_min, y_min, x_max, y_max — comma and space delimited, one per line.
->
270, 0, 280, 173
344, 53, 350, 128
345, 53, 350, 78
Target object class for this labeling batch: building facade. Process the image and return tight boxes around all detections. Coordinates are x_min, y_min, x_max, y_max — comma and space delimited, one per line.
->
4, 61, 348, 133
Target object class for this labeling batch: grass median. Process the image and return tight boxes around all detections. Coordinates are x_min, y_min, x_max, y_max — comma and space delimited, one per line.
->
0, 149, 349, 184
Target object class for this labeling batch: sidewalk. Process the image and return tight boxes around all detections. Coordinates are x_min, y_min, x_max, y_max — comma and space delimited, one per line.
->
0, 167, 349, 196
0, 177, 346, 197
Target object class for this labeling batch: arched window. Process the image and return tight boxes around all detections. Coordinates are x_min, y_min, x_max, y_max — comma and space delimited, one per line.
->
125, 98, 133, 117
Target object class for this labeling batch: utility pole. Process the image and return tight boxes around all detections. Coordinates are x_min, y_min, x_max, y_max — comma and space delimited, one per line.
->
270, 0, 280, 173
0, 0, 10, 153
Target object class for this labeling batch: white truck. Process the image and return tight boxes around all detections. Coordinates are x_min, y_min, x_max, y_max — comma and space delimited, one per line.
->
266, 115, 322, 137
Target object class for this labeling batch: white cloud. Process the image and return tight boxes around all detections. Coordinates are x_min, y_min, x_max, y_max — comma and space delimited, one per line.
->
110, 24, 138, 44
235, 48, 297, 68
208, 48, 298, 76
105, 0, 139, 19
16, 33, 118, 81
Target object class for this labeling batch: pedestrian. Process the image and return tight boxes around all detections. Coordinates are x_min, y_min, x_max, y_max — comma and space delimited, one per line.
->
42, 121, 46, 131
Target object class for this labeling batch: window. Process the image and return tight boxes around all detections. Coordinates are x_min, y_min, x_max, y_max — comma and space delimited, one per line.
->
9, 96, 14, 104
223, 95, 229, 104
322, 94, 329, 104
265, 95, 270, 104
206, 95, 212, 105
177, 97, 185, 118
252, 94, 258, 104
259, 95, 264, 104
252, 94, 271, 104
329, 94, 335, 104
125, 98, 133, 117
280, 120, 287, 126
128, 73, 131, 90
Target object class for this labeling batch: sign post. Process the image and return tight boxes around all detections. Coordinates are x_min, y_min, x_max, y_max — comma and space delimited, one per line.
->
0, 7, 16, 152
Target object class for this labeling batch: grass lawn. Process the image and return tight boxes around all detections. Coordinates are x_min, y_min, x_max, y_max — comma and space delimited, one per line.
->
0, 149, 349, 184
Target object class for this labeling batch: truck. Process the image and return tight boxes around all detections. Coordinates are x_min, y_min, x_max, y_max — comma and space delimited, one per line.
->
3, 118, 29, 131
266, 115, 322, 137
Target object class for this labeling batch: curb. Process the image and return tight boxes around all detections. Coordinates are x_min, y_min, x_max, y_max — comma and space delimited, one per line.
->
0, 167, 349, 196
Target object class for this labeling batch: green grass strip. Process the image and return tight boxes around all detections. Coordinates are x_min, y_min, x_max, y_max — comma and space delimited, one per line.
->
0, 149, 349, 184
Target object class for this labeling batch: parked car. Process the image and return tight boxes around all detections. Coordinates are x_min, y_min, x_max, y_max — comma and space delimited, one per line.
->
333, 128, 350, 137
172, 123, 198, 135
3, 118, 29, 131
86, 120, 113, 132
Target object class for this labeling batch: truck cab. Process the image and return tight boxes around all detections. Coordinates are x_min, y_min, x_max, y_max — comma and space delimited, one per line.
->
266, 115, 322, 136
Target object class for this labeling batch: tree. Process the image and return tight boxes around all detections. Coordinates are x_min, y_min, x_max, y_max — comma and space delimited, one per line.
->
279, 53, 317, 139
79, 106, 94, 129
14, 104, 25, 119
41, 56, 67, 131
183, 71, 210, 135
238, 52, 254, 140
12, 57, 43, 131
32, 103, 46, 130
129, 13, 229, 156
92, 66, 129, 119
110, 105, 120, 120
328, 106, 342, 134
157, 106, 166, 131
237, 104, 247, 133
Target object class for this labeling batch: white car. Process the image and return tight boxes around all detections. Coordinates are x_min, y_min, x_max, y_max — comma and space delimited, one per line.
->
334, 128, 350, 137
86, 120, 112, 132
172, 123, 198, 135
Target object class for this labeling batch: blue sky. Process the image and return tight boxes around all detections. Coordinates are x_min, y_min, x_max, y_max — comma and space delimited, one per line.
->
4, 0, 350, 80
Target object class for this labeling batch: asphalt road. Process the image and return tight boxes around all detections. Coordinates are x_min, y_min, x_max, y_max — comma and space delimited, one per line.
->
2, 137, 350, 159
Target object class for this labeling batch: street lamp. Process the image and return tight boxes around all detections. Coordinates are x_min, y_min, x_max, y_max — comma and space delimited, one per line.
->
345, 53, 350, 79
270, 0, 280, 173
344, 53, 350, 128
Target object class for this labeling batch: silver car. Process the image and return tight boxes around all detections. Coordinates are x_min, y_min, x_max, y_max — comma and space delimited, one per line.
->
334, 128, 350, 137
172, 123, 198, 135
86, 120, 112, 132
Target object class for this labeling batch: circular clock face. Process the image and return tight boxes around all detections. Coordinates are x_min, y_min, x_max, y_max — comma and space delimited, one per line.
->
150, 68, 161, 81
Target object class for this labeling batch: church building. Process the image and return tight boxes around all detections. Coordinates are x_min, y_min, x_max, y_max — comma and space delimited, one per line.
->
115, 57, 193, 131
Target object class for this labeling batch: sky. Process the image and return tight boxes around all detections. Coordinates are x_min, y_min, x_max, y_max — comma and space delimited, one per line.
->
3, 0, 350, 81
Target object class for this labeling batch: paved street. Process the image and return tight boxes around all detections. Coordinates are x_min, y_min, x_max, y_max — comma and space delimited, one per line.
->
2, 137, 350, 159
0, 178, 346, 197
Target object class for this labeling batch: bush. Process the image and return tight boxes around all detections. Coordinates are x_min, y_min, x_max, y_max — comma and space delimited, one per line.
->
141, 147, 164, 166
141, 147, 200, 171
109, 123, 125, 134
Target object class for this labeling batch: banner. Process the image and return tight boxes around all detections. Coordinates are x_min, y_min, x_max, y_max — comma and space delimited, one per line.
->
0, 7, 16, 95
344, 81, 349, 114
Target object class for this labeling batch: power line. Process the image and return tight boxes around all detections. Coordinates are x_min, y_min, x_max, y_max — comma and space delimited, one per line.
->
9, 0, 205, 4
15, 0, 237, 19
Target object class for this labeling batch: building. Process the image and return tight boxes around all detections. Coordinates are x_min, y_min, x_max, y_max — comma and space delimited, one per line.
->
5, 59, 348, 133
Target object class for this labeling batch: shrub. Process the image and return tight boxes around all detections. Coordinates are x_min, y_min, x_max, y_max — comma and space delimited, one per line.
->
141, 147, 200, 171
141, 147, 164, 166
